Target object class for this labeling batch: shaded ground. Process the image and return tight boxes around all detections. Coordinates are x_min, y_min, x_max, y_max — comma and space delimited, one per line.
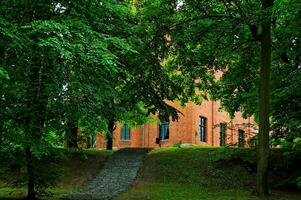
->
0, 149, 113, 200
113, 147, 301, 200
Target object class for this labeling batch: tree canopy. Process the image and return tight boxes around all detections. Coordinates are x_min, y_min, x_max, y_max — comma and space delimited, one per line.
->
136, 0, 300, 197
0, 0, 300, 199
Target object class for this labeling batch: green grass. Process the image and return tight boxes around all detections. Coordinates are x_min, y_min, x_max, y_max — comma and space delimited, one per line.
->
114, 183, 301, 200
0, 148, 114, 200
0, 188, 27, 200
113, 147, 301, 200
1, 147, 300, 200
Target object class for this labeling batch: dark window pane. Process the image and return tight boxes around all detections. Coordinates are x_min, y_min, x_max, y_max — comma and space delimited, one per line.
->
121, 124, 130, 140
220, 123, 226, 146
199, 116, 207, 142
238, 129, 245, 147
159, 121, 170, 140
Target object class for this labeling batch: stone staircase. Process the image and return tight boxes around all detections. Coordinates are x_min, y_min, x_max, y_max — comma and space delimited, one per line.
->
61, 148, 151, 200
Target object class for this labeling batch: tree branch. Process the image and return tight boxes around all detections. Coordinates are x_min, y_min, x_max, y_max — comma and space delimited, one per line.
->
249, 24, 261, 41
169, 14, 238, 30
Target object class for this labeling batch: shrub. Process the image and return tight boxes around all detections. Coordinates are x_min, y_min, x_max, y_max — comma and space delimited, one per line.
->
173, 141, 182, 148
0, 147, 64, 196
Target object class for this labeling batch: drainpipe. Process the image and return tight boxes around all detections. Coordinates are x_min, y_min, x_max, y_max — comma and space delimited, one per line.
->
142, 124, 145, 148
212, 101, 215, 146
231, 120, 234, 144
148, 123, 150, 147
248, 117, 251, 137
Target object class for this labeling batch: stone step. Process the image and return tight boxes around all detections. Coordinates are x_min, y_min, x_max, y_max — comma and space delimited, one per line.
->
60, 148, 151, 200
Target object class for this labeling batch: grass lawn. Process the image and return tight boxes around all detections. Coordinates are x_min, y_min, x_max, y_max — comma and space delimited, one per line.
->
113, 147, 301, 200
0, 148, 114, 200
1, 147, 300, 200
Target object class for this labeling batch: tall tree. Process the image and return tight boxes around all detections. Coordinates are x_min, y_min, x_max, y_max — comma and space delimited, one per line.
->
97, 0, 194, 150
0, 0, 131, 198
140, 0, 300, 197
257, 0, 274, 196
0, 1, 193, 197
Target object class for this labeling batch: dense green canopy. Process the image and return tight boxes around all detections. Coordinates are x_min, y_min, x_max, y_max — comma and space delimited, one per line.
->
0, 0, 300, 199
0, 0, 191, 198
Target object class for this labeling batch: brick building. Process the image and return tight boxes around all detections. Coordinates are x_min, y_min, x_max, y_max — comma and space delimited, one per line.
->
95, 99, 257, 149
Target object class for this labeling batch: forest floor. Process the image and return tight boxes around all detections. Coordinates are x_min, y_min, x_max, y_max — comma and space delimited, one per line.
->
0, 147, 300, 200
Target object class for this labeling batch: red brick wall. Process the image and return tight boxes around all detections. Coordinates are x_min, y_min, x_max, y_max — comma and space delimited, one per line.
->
114, 125, 143, 148
95, 100, 256, 149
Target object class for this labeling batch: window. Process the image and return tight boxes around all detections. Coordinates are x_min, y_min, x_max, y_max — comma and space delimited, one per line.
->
220, 123, 227, 146
199, 116, 207, 142
159, 120, 170, 140
238, 129, 245, 147
121, 124, 130, 140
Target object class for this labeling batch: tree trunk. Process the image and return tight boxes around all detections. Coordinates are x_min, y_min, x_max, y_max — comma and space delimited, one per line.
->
24, 61, 49, 199
66, 120, 78, 148
87, 136, 92, 148
257, 0, 274, 198
106, 119, 115, 150
25, 104, 47, 199
87, 135, 95, 148
25, 101, 47, 199
25, 146, 36, 200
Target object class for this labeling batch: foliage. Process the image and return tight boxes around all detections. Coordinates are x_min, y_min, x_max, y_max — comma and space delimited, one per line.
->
209, 147, 257, 170
0, 0, 136, 197
1, 0, 300, 197
173, 140, 182, 148
0, 148, 64, 196
211, 147, 301, 190
135, 0, 300, 136
139, 0, 300, 196
277, 138, 301, 189
0, 0, 195, 196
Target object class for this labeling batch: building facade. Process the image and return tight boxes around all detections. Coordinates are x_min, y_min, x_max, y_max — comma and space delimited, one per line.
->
94, 99, 257, 149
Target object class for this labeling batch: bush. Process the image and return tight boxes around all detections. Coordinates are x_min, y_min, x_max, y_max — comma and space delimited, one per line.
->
0, 147, 64, 196
173, 141, 182, 148
210, 147, 301, 191
274, 138, 301, 190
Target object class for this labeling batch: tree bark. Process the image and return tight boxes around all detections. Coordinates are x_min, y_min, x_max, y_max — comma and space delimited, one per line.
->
24, 61, 49, 199
25, 148, 33, 198
106, 119, 115, 150
25, 97, 47, 199
257, 0, 274, 198
25, 146, 36, 200
87, 136, 92, 148
66, 120, 78, 148
87, 135, 95, 148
